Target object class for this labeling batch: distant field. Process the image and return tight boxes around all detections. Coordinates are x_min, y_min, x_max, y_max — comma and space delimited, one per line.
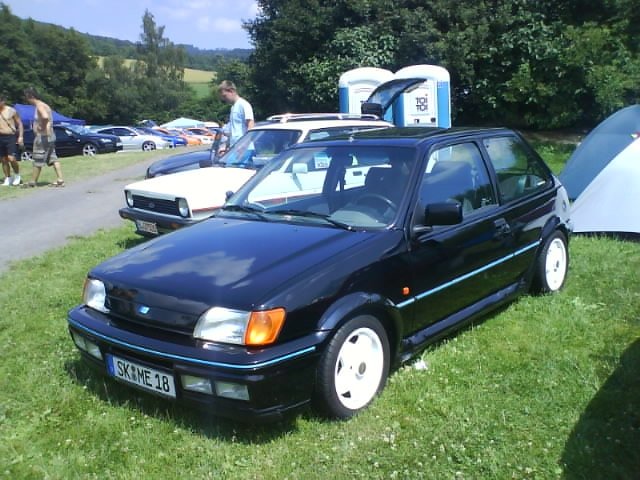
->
185, 67, 216, 99
94, 57, 215, 97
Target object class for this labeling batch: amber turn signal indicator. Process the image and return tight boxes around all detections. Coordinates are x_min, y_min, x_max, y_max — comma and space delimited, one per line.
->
244, 308, 286, 346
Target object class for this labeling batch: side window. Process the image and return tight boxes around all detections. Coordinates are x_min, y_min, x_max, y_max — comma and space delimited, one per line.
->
420, 143, 497, 217
483, 136, 551, 203
115, 128, 133, 136
55, 128, 70, 140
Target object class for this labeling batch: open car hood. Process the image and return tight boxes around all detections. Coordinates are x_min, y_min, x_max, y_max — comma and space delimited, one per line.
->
362, 77, 430, 117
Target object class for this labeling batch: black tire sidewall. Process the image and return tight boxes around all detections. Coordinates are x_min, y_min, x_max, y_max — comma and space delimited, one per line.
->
314, 314, 390, 419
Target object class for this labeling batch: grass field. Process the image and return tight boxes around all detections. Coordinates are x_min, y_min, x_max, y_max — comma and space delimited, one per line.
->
0, 140, 638, 478
95, 57, 215, 99
0, 228, 637, 479
0, 148, 192, 201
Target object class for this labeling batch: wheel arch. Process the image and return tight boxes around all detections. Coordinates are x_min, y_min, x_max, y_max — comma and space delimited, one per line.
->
316, 292, 404, 364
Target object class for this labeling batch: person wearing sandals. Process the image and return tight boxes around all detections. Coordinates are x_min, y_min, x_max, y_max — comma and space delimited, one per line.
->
23, 87, 64, 188
0, 94, 24, 186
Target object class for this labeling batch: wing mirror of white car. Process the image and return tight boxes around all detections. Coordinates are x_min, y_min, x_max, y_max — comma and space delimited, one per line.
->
225, 190, 234, 201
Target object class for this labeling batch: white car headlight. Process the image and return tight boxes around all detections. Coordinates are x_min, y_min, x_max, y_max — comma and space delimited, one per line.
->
194, 307, 250, 345
194, 307, 286, 346
125, 190, 134, 207
177, 198, 189, 217
83, 278, 109, 313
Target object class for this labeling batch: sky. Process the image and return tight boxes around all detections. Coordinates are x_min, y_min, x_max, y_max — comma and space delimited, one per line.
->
4, 0, 258, 49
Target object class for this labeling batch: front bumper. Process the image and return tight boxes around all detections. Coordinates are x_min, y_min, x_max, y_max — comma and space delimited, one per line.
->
67, 306, 325, 421
119, 207, 197, 236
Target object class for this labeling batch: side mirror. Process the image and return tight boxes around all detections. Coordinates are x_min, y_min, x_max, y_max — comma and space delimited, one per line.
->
225, 190, 234, 201
424, 202, 463, 227
361, 102, 383, 118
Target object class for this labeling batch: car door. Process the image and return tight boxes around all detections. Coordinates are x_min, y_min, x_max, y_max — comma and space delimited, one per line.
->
406, 140, 519, 333
480, 133, 556, 277
52, 127, 76, 157
112, 128, 137, 150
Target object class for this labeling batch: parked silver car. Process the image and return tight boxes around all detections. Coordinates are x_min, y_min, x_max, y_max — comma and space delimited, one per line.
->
93, 126, 170, 152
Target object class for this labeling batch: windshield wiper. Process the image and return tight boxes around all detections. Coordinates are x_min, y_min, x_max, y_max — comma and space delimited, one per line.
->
219, 204, 268, 220
268, 209, 354, 231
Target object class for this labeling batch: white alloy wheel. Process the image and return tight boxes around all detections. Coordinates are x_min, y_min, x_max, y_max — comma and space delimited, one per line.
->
83, 143, 97, 156
545, 237, 567, 291
314, 315, 390, 418
142, 141, 155, 151
333, 327, 385, 410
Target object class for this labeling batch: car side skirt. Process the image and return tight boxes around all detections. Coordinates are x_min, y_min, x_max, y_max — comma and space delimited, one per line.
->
398, 280, 523, 362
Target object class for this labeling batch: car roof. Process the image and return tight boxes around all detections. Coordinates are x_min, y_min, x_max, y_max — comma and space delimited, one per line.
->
297, 126, 515, 148
250, 118, 392, 133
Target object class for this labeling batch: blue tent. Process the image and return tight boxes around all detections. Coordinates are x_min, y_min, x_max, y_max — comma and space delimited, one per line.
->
14, 103, 85, 128
559, 105, 640, 235
560, 105, 640, 200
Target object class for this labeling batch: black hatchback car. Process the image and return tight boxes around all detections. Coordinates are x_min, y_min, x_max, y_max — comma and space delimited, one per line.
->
67, 127, 571, 421
21, 125, 122, 160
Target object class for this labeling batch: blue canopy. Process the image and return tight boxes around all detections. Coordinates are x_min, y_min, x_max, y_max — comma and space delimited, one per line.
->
14, 103, 85, 128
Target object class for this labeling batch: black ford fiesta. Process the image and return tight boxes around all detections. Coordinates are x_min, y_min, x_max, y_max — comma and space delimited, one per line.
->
68, 127, 572, 421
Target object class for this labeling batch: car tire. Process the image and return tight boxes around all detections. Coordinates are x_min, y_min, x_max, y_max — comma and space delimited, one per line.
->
532, 230, 569, 294
21, 150, 33, 162
142, 141, 156, 152
314, 314, 390, 419
82, 143, 98, 156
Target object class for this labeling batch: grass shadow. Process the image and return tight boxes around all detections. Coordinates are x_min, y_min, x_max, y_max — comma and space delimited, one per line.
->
64, 358, 304, 443
117, 235, 148, 250
561, 338, 640, 478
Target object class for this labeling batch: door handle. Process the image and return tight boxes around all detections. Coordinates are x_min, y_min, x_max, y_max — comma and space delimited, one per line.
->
493, 218, 512, 239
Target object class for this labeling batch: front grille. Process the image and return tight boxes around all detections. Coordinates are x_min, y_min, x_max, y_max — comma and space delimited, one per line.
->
107, 295, 196, 336
132, 195, 179, 215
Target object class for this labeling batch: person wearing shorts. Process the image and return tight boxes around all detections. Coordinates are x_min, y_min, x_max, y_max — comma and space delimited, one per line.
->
0, 94, 24, 186
23, 87, 64, 188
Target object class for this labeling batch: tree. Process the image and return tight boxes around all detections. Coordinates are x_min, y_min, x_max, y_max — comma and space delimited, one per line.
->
133, 10, 190, 122
0, 4, 38, 104
246, 0, 640, 128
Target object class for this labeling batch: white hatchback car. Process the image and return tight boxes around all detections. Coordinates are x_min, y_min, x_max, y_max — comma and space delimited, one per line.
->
119, 114, 391, 236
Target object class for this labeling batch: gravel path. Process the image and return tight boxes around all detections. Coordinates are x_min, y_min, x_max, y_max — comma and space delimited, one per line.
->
0, 161, 149, 274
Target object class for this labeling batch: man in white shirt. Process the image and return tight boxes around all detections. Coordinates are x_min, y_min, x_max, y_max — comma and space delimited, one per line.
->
218, 81, 254, 151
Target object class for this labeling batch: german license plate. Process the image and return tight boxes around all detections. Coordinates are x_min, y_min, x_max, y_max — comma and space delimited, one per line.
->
106, 354, 176, 398
135, 220, 158, 235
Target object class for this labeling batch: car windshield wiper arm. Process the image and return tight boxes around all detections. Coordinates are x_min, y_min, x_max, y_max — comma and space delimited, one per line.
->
219, 204, 268, 220
268, 209, 354, 231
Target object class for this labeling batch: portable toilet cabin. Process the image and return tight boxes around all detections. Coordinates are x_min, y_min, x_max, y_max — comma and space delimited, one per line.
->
393, 65, 451, 128
339, 67, 395, 118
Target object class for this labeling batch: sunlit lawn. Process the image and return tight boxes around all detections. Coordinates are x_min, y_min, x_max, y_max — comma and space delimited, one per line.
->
0, 226, 637, 479
0, 148, 196, 201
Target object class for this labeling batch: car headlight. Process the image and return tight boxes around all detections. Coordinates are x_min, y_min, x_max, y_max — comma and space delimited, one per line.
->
83, 278, 109, 313
99, 138, 111, 143
177, 198, 189, 217
125, 190, 134, 207
193, 307, 285, 346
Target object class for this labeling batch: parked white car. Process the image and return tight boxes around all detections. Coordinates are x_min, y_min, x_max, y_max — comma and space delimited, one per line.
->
93, 126, 171, 151
119, 114, 391, 235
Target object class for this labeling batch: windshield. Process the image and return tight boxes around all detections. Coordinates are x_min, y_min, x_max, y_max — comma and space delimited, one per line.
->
223, 145, 416, 229
66, 124, 93, 135
220, 129, 302, 168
